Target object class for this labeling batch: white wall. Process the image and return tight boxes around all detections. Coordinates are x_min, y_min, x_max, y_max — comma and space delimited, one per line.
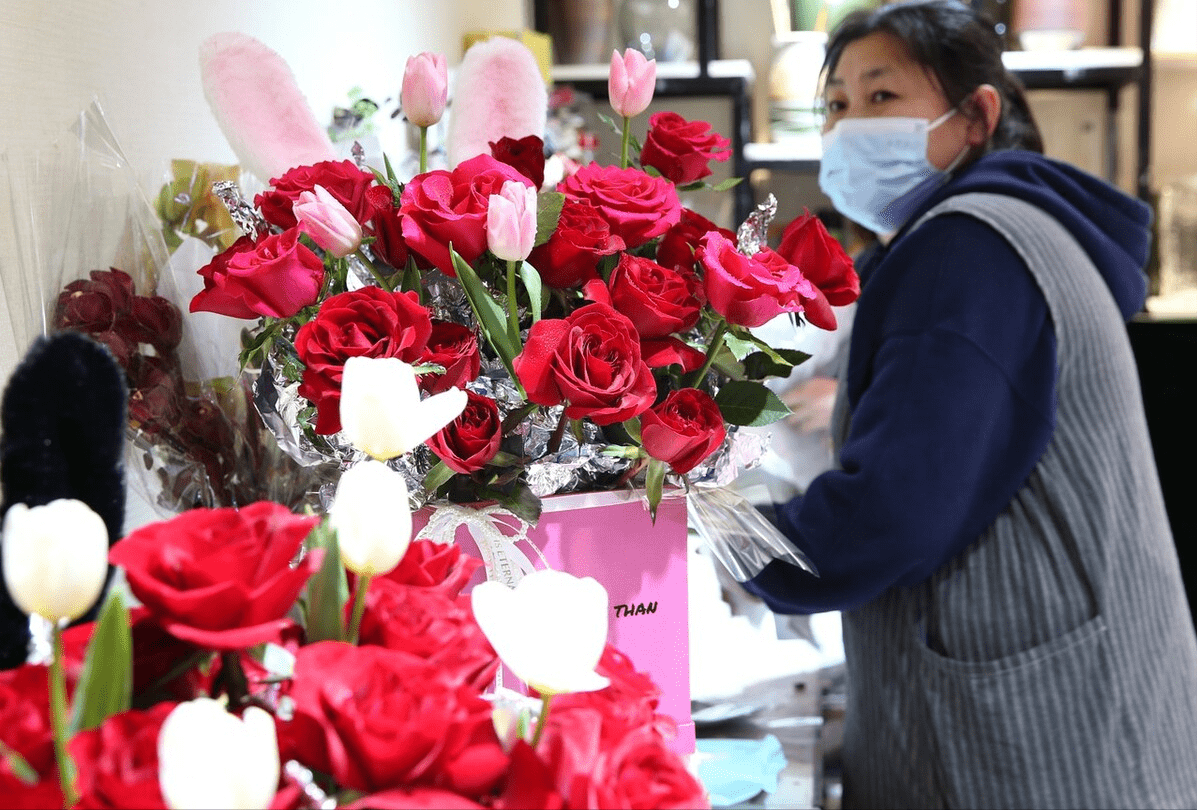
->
0, 0, 526, 379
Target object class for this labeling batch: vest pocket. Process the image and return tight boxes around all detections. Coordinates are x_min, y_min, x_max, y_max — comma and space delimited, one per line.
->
916, 615, 1116, 809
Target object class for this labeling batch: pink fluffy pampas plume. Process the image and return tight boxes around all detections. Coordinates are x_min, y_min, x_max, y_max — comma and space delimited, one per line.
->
446, 37, 548, 168
199, 32, 337, 183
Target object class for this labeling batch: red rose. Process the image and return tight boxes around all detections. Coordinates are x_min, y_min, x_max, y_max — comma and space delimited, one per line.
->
514, 303, 657, 426
696, 232, 815, 328
357, 580, 498, 691
656, 208, 736, 273
190, 229, 324, 320
776, 207, 860, 310
282, 642, 508, 797
127, 609, 214, 705
344, 788, 487, 809
640, 337, 707, 373
0, 666, 62, 808
109, 502, 322, 650
580, 725, 709, 809
494, 742, 564, 810
419, 320, 481, 395
365, 184, 409, 270
126, 355, 183, 435
490, 135, 546, 189
527, 197, 625, 289
293, 286, 433, 434
639, 111, 732, 186
378, 538, 483, 597
605, 253, 703, 338
640, 387, 727, 474
400, 154, 532, 276
68, 703, 174, 809
426, 389, 502, 474
55, 268, 135, 336
255, 159, 376, 230
557, 164, 681, 250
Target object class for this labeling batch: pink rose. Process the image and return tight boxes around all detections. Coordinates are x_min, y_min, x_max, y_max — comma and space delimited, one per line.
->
696, 231, 815, 328
400, 154, 532, 276
640, 387, 727, 474
190, 229, 324, 320
557, 163, 681, 250
513, 302, 657, 425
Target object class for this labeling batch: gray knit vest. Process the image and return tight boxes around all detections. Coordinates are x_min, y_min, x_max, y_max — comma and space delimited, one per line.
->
835, 193, 1197, 809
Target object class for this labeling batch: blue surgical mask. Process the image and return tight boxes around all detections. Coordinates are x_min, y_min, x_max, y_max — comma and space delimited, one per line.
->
818, 109, 967, 236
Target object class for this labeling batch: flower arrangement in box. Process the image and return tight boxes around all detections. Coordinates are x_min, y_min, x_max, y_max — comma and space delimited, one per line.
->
176, 33, 858, 526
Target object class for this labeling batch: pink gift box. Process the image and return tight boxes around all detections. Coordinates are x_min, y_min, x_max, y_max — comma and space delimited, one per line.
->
413, 490, 694, 754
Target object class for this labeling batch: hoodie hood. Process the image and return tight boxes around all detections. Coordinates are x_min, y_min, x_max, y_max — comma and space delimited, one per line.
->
915, 150, 1152, 319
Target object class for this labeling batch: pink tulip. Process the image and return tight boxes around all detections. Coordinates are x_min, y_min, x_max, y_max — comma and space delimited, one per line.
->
608, 49, 657, 119
401, 52, 448, 128
487, 180, 538, 262
292, 184, 362, 258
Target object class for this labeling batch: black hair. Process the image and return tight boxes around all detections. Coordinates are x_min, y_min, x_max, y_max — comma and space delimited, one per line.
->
822, 0, 1044, 154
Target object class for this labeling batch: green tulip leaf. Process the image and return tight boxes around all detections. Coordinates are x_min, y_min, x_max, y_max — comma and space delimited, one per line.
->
519, 261, 544, 324
0, 739, 37, 785
714, 380, 793, 427
304, 523, 349, 644
423, 459, 457, 493
451, 246, 519, 368
645, 457, 666, 523
69, 588, 132, 734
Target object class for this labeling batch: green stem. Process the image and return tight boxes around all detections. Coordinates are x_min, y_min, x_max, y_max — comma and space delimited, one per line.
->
530, 693, 553, 750
356, 248, 392, 291
419, 126, 429, 174
347, 574, 372, 645
686, 319, 730, 388
620, 116, 632, 169
48, 624, 77, 808
505, 259, 521, 348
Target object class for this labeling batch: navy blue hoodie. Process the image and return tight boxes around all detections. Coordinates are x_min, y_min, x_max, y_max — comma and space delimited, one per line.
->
744, 150, 1153, 615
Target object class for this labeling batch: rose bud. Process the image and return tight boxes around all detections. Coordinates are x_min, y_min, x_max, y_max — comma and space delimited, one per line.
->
608, 48, 656, 119
426, 389, 502, 474
338, 356, 467, 461
2, 499, 108, 624
157, 698, 280, 810
776, 208, 860, 308
292, 183, 363, 258
328, 459, 413, 578
471, 569, 610, 695
401, 52, 448, 128
486, 180, 538, 262
641, 388, 727, 474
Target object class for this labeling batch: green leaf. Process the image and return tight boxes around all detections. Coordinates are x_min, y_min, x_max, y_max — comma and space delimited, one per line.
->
722, 332, 760, 362
714, 380, 793, 427
535, 192, 565, 247
645, 457, 666, 523
69, 589, 132, 734
622, 416, 642, 444
304, 523, 349, 644
486, 482, 542, 526
451, 246, 519, 367
712, 176, 744, 191
422, 459, 457, 493
400, 256, 422, 297
598, 111, 622, 136
743, 347, 813, 380
519, 261, 544, 324
488, 450, 525, 468
0, 739, 37, 785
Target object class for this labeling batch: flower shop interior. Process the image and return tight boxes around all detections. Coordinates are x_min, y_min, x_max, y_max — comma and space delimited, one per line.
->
1, 0, 1196, 808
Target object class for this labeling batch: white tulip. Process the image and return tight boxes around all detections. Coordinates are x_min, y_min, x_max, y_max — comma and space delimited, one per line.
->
329, 459, 413, 577
339, 356, 468, 461
1, 499, 108, 623
472, 569, 611, 695
157, 698, 280, 810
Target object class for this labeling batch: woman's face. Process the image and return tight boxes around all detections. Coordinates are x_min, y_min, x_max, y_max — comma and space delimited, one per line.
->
822, 31, 974, 172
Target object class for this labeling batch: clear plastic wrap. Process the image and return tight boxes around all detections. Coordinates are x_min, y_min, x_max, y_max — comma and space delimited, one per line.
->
686, 484, 818, 582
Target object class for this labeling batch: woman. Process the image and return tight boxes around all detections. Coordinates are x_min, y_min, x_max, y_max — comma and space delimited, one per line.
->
743, 1, 1197, 806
